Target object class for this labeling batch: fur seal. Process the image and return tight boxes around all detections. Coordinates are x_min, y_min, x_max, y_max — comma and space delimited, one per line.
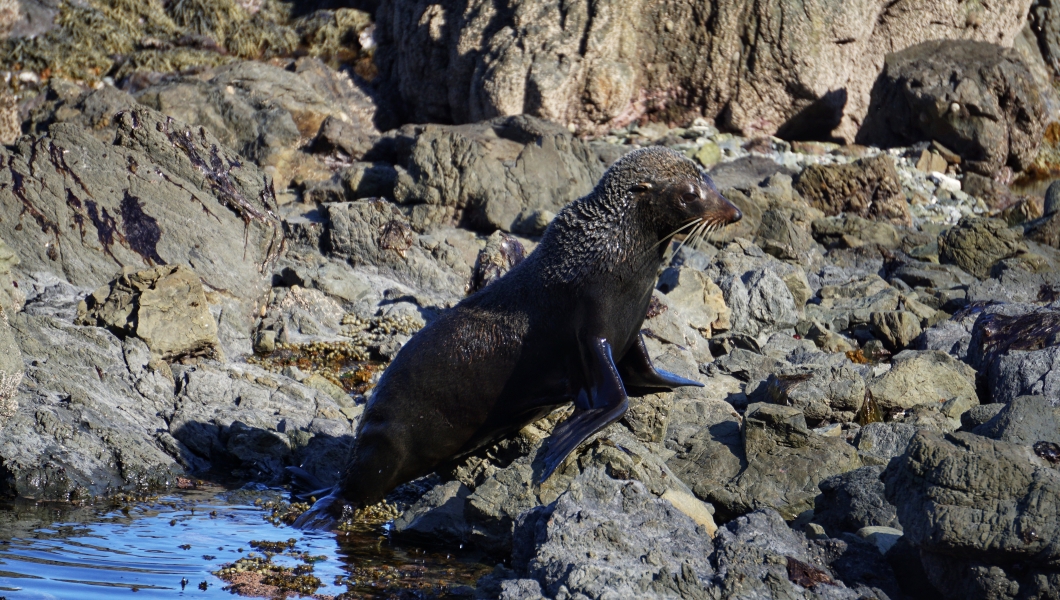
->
293, 146, 742, 528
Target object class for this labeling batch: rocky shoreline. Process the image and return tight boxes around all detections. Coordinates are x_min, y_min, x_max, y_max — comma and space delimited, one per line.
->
3, 1, 1060, 599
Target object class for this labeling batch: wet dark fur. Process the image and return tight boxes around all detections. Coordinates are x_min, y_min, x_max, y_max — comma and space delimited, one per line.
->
297, 147, 740, 525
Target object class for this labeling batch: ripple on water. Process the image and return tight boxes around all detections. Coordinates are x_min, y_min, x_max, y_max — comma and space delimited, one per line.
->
0, 483, 490, 599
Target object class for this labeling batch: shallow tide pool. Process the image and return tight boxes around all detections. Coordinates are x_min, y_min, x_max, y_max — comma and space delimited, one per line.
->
0, 484, 490, 599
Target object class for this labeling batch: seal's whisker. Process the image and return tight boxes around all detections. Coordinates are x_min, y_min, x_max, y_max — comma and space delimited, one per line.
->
673, 220, 707, 258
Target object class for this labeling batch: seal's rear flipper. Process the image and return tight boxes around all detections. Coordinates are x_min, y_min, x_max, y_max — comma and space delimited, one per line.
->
536, 338, 629, 483
618, 333, 703, 390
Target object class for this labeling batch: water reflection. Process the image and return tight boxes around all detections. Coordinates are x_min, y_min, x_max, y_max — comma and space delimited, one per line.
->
0, 484, 489, 599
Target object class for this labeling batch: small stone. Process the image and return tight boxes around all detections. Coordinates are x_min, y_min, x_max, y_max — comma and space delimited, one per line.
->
930, 171, 961, 193
661, 488, 718, 537
694, 141, 722, 168
870, 310, 922, 351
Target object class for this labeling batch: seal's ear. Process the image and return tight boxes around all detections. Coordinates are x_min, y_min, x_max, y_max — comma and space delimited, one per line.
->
631, 182, 654, 193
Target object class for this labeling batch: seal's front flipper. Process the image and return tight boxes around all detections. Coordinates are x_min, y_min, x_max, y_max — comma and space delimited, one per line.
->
617, 333, 704, 390
537, 338, 629, 483
292, 486, 343, 530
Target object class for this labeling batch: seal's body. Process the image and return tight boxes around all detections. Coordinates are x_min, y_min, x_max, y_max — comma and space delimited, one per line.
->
294, 147, 741, 528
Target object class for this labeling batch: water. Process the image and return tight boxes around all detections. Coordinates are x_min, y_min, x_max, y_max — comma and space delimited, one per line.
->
0, 484, 491, 599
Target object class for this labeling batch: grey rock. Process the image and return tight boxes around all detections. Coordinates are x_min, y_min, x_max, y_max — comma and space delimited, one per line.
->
989, 346, 1060, 405
973, 395, 1060, 445
813, 466, 900, 536
938, 217, 1027, 279
136, 58, 378, 188
869, 310, 922, 352
961, 403, 1005, 431
752, 362, 867, 424
1025, 210, 1060, 250
712, 266, 799, 343
0, 107, 283, 359
715, 403, 862, 521
665, 395, 745, 515
811, 214, 903, 250
0, 308, 21, 430
371, 116, 603, 233
75, 265, 222, 362
854, 422, 918, 466
888, 260, 974, 291
0, 237, 24, 314
756, 208, 817, 262
884, 431, 1060, 600
867, 350, 978, 414
168, 361, 356, 485
712, 509, 867, 600
468, 231, 526, 295
1045, 180, 1060, 216
326, 199, 470, 298
656, 266, 731, 340
512, 468, 715, 600
0, 313, 183, 499
394, 480, 473, 544
795, 155, 912, 227
374, 0, 1027, 142
858, 40, 1046, 177
339, 161, 399, 200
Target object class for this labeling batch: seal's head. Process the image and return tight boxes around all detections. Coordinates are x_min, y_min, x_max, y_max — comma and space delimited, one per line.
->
611, 146, 741, 245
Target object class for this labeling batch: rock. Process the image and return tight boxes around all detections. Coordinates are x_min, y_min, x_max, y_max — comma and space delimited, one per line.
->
811, 214, 903, 249
856, 527, 903, 555
326, 200, 471, 298
960, 403, 1005, 430
0, 313, 185, 499
712, 509, 870, 599
703, 242, 800, 343
858, 40, 1046, 177
854, 422, 918, 466
973, 395, 1060, 446
0, 107, 283, 358
713, 403, 861, 521
813, 466, 900, 536
468, 231, 526, 294
869, 310, 922, 352
0, 307, 21, 430
1025, 210, 1060, 249
884, 431, 1060, 600
693, 141, 721, 168
0, 236, 24, 314
794, 155, 911, 227
168, 361, 356, 485
656, 267, 731, 339
1047, 180, 1060, 216
938, 217, 1027, 279
755, 208, 817, 262
968, 307, 1060, 403
394, 480, 473, 544
914, 149, 947, 174
867, 350, 977, 415
368, 115, 604, 233
374, 0, 1029, 142
665, 393, 746, 513
509, 468, 715, 600
76, 265, 222, 362
136, 58, 379, 188
753, 362, 867, 425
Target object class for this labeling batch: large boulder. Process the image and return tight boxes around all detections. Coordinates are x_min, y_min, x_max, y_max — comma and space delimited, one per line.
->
858, 40, 1046, 176
866, 350, 978, 416
938, 217, 1027, 279
373, 0, 1030, 141
0, 313, 184, 499
794, 155, 912, 227
885, 431, 1060, 600
968, 307, 1060, 404
76, 265, 222, 362
0, 107, 283, 357
363, 115, 604, 234
506, 468, 716, 599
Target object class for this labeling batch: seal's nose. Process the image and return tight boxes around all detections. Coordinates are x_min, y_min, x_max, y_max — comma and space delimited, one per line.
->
731, 206, 743, 223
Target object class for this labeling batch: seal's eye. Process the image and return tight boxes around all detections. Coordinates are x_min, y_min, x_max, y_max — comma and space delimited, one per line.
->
632, 182, 653, 193
680, 192, 697, 206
